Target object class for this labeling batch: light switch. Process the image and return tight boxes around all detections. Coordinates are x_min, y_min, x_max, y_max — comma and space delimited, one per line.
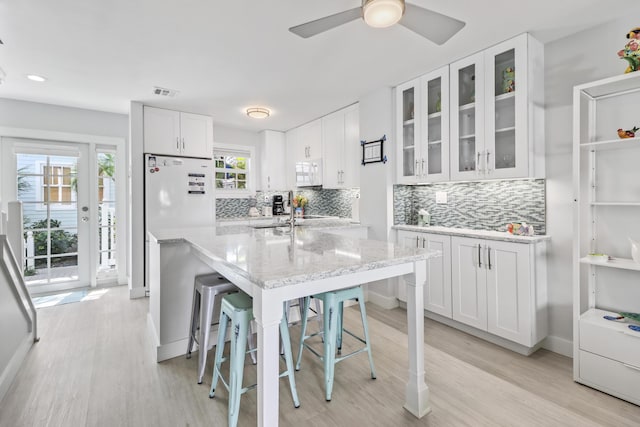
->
436, 191, 447, 204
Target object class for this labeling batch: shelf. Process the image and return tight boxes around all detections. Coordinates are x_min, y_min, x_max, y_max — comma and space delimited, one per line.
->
580, 308, 640, 334
459, 134, 475, 140
577, 71, 640, 99
495, 126, 516, 134
403, 145, 415, 150
459, 102, 476, 112
428, 140, 442, 145
495, 92, 516, 102
590, 202, 640, 206
427, 112, 442, 119
580, 256, 640, 271
403, 119, 415, 126
580, 137, 640, 151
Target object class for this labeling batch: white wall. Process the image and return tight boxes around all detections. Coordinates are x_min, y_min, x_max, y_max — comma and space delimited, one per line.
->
543, 11, 640, 354
358, 87, 399, 308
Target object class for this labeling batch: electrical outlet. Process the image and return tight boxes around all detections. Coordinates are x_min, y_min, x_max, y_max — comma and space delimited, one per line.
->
436, 191, 447, 204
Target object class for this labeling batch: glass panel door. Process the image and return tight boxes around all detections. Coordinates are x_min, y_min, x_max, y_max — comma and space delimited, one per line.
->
16, 144, 90, 293
97, 151, 117, 279
493, 48, 516, 170
458, 64, 477, 173
426, 76, 443, 175
402, 86, 416, 177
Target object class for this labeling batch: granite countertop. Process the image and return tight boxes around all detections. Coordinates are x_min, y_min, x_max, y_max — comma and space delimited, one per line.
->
392, 225, 551, 243
149, 225, 438, 290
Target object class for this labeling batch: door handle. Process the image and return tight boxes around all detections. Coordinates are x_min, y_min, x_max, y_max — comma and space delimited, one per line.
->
487, 246, 492, 270
478, 244, 482, 268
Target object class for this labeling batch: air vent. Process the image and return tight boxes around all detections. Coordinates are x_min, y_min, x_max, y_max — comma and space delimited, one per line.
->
152, 86, 179, 97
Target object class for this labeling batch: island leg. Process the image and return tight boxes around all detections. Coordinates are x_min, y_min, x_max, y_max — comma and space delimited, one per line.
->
252, 288, 283, 427
403, 259, 431, 418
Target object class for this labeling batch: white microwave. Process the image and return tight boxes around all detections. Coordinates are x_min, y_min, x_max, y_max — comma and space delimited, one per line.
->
295, 159, 322, 187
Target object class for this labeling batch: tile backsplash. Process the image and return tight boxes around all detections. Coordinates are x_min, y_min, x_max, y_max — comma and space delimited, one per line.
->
216, 188, 360, 219
394, 179, 546, 234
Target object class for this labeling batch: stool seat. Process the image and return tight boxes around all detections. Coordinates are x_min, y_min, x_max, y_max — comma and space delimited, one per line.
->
296, 286, 376, 401
210, 291, 300, 427
187, 273, 256, 384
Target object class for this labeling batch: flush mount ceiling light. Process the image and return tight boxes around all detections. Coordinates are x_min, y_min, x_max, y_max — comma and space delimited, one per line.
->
26, 74, 47, 82
363, 0, 405, 28
246, 107, 270, 119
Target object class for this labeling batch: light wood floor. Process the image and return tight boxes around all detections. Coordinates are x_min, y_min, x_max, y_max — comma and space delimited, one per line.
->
1, 285, 639, 427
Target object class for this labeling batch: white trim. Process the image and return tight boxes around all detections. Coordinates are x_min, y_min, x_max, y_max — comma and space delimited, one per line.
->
541, 335, 573, 358
366, 288, 400, 309
0, 127, 124, 147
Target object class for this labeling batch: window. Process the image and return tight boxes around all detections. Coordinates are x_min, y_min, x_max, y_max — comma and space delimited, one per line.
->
43, 165, 75, 202
213, 144, 254, 197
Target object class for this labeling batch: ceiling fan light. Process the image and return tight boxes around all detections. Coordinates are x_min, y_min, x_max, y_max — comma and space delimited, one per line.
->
246, 107, 270, 119
363, 0, 405, 29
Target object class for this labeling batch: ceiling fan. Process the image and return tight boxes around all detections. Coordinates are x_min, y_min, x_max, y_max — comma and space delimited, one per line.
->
289, 0, 465, 45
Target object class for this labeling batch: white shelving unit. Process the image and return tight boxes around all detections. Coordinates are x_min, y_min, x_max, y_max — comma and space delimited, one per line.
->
573, 71, 640, 406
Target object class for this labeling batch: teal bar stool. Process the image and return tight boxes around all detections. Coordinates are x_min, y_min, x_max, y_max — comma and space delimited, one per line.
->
295, 286, 376, 401
209, 291, 300, 427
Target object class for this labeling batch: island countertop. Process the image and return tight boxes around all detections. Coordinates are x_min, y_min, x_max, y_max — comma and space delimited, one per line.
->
149, 225, 439, 290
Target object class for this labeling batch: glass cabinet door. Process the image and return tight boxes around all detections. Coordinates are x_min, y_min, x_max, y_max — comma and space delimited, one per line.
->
450, 52, 484, 181
484, 35, 527, 178
422, 66, 449, 181
396, 79, 420, 183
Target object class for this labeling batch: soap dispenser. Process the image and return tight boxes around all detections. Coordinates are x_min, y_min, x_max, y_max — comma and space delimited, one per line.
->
418, 209, 431, 227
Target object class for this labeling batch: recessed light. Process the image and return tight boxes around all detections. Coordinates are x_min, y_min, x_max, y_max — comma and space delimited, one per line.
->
26, 74, 47, 82
246, 107, 270, 119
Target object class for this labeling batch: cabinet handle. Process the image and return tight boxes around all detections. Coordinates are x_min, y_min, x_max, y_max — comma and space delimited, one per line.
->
487, 246, 492, 270
478, 244, 482, 268
176, 137, 180, 150
182, 137, 185, 150
421, 159, 425, 177
422, 237, 426, 249
415, 159, 419, 177
486, 150, 491, 173
267, 176, 271, 189
477, 152, 482, 173
416, 236, 420, 248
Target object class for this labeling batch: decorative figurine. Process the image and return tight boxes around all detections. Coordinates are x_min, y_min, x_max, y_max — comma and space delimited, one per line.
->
617, 126, 640, 139
617, 27, 640, 73
502, 67, 515, 93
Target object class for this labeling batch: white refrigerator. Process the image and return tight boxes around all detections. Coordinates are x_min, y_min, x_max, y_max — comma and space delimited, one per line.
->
144, 154, 215, 287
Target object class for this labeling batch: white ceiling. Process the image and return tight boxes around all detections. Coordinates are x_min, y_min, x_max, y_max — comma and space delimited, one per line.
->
0, 0, 637, 133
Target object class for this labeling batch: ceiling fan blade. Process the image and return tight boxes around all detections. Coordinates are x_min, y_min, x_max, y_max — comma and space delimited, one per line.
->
289, 7, 362, 38
400, 3, 465, 45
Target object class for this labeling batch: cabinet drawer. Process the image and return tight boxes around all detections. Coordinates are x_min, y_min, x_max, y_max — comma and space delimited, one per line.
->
579, 350, 640, 405
580, 309, 640, 367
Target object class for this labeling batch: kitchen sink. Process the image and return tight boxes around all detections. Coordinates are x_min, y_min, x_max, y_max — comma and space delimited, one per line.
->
250, 222, 289, 229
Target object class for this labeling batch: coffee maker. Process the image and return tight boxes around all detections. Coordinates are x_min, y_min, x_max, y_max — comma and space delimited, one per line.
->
272, 195, 284, 215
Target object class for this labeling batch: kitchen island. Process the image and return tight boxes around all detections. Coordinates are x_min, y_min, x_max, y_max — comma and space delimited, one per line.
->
147, 223, 440, 427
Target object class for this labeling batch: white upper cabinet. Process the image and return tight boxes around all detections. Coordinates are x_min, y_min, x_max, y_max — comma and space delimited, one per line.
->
285, 119, 323, 188
396, 67, 450, 184
143, 106, 213, 159
259, 130, 286, 191
450, 34, 544, 180
323, 104, 360, 189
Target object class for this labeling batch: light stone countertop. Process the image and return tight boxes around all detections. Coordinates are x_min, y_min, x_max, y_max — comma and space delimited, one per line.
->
392, 225, 551, 243
149, 225, 438, 290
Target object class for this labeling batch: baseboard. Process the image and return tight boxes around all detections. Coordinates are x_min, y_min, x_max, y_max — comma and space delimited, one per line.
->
129, 286, 146, 299
0, 333, 35, 403
541, 335, 573, 358
366, 290, 399, 310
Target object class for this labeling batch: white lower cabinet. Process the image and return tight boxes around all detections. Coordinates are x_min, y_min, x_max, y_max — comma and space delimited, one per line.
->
397, 230, 452, 319
451, 236, 543, 348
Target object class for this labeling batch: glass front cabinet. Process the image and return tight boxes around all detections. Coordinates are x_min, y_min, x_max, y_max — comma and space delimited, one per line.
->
396, 66, 449, 184
450, 33, 544, 180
